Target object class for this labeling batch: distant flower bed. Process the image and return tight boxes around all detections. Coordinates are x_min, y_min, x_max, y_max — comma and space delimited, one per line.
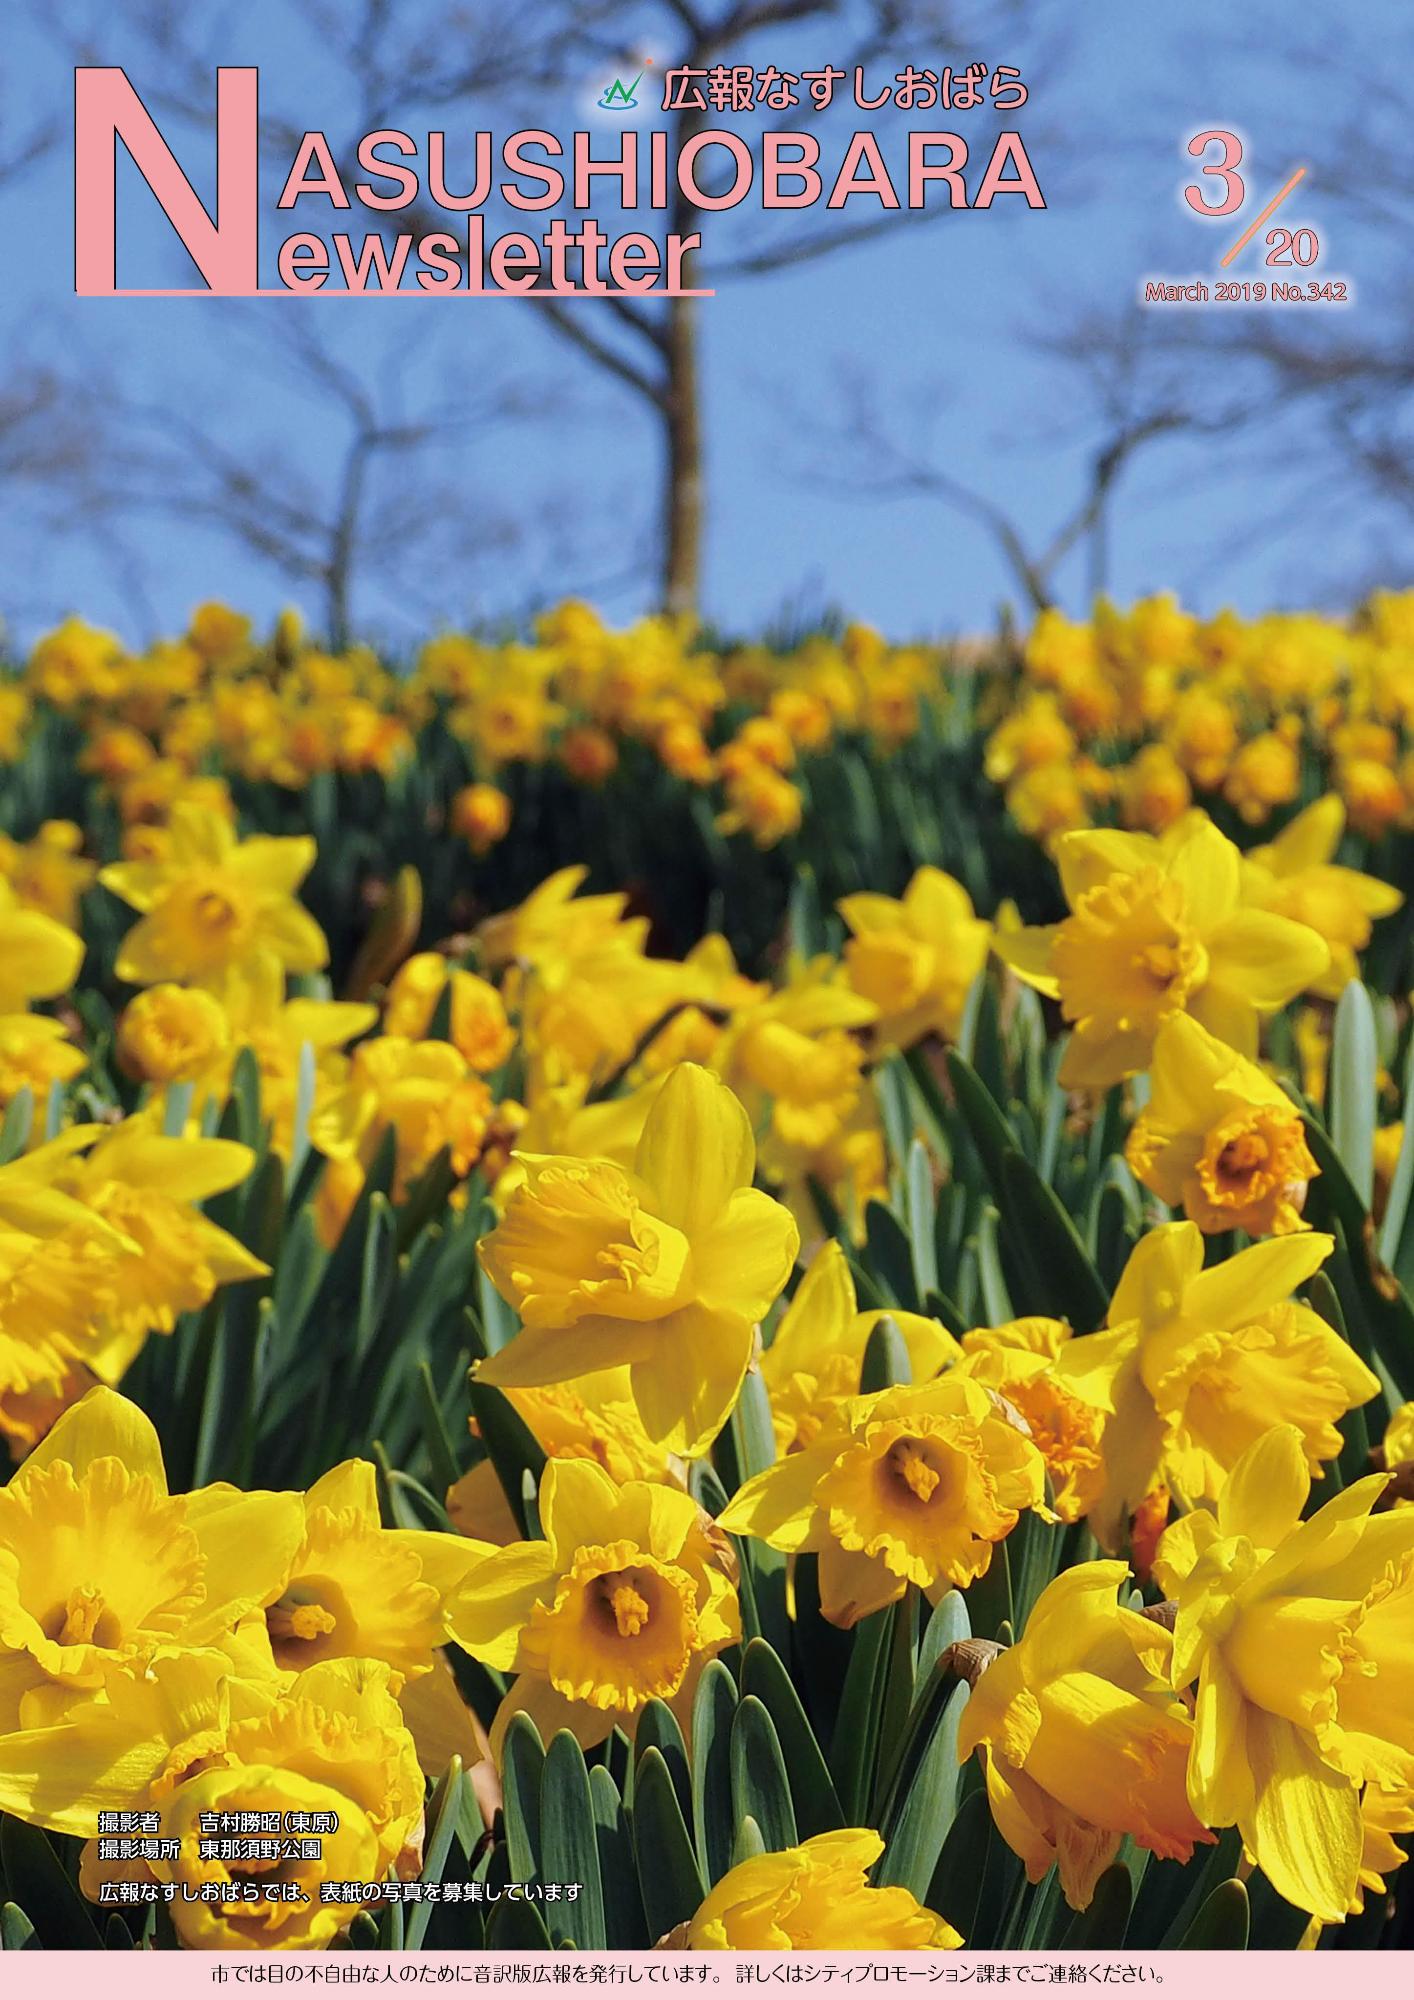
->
0, 595, 1411, 1953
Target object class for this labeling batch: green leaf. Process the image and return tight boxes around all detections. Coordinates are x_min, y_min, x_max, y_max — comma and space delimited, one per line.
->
103, 1912, 133, 1950
229, 1044, 265, 1150
0, 1817, 103, 1950
405, 1759, 465, 1949
1061, 1862, 1132, 1947
999, 1150, 1110, 1333
485, 1900, 553, 1949
739, 1640, 843, 1839
925, 1786, 993, 1944
0, 1089, 34, 1166
875, 1672, 971, 1899
730, 1696, 798, 1854
287, 1038, 317, 1185
1378, 1035, 1414, 1268
1, 1902, 38, 1951
469, 1381, 547, 1539
417, 1361, 463, 1498
1330, 981, 1377, 1206
729, 1368, 777, 1482
588, 1764, 648, 1950
860, 1314, 912, 1394
829, 1606, 892, 1822
635, 1699, 692, 1827
1245, 1869, 1313, 1949
964, 1541, 1013, 1641
973, 1207, 1014, 1324
1146, 1827, 1244, 1946
540, 1731, 606, 1948
944, 1049, 1016, 1190
865, 1201, 920, 1311
1008, 1498, 1062, 1633
632, 1748, 705, 1944
944, 1057, 1109, 1331
1179, 1878, 1249, 1949
915, 1590, 970, 1688
906, 1139, 940, 1301
690, 1660, 739, 1886
500, 1713, 545, 1886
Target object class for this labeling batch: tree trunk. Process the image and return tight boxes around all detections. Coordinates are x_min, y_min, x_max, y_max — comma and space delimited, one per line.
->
663, 287, 702, 617
661, 92, 705, 618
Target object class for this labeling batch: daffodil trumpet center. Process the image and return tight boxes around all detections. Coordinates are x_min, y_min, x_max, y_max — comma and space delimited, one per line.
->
1052, 870, 1209, 1034
526, 1539, 702, 1714
44, 1583, 121, 1649
267, 1594, 339, 1644
814, 1414, 1018, 1591
493, 1162, 694, 1328
264, 1577, 351, 1667
886, 1436, 945, 1506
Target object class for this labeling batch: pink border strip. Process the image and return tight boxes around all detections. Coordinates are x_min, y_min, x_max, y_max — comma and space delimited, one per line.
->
3, 1953, 1393, 1995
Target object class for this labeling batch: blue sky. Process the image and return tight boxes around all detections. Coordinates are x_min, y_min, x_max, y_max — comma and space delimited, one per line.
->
0, 1, 1395, 651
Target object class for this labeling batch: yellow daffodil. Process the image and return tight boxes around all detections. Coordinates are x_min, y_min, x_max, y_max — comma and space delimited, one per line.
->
0, 1388, 304, 1727
384, 952, 514, 1072
1154, 1424, 1414, 1922
716, 764, 803, 848
720, 1376, 1048, 1625
0, 822, 96, 929
1385, 1401, 1414, 1472
22, 1653, 424, 1950
838, 867, 992, 1050
761, 1238, 959, 1453
1055, 1224, 1377, 1548
1126, 1013, 1319, 1236
954, 1317, 1104, 1524
116, 983, 233, 1084
26, 617, 124, 708
984, 693, 1076, 786
0, 879, 84, 1012
0, 1156, 137, 1457
477, 1063, 798, 1457
716, 963, 877, 1155
264, 1457, 489, 1686
99, 802, 327, 991
0, 1013, 87, 1108
1353, 1786, 1414, 1915
8, 1124, 269, 1392
684, 1829, 961, 1949
1116, 744, 1192, 834
1224, 729, 1301, 825
219, 954, 376, 1157
957, 1562, 1212, 1909
310, 1035, 476, 1200
996, 814, 1330, 1087
447, 1458, 739, 1753
475, 865, 643, 975
0, 1637, 274, 1834
447, 1369, 672, 1543
1245, 795, 1404, 998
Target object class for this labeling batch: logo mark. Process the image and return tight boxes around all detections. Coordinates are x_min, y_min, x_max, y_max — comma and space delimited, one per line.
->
599, 60, 651, 111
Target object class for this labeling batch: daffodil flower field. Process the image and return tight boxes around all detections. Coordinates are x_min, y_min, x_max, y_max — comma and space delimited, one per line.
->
1, 594, 1413, 1953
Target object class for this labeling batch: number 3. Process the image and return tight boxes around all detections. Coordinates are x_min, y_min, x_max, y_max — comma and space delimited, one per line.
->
1184, 130, 1245, 216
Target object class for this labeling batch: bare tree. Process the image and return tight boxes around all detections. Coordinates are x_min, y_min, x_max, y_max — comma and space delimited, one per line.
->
44, 314, 562, 647
794, 304, 1231, 614
1127, 12, 1414, 600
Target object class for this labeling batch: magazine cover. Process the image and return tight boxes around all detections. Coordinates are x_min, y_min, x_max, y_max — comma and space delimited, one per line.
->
0, 1, 1411, 1977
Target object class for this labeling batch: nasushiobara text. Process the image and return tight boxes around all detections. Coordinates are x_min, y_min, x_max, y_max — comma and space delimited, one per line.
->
73, 69, 1046, 297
